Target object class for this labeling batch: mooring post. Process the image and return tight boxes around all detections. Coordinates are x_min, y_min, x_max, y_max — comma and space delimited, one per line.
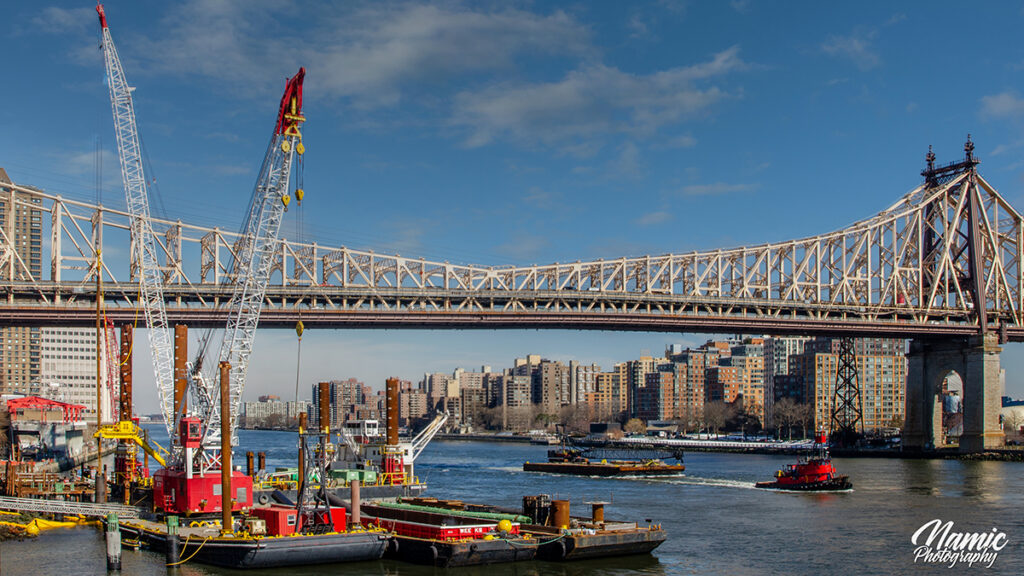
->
297, 413, 307, 488
350, 479, 361, 528
95, 464, 106, 504
105, 512, 121, 571
166, 515, 179, 566
220, 361, 233, 535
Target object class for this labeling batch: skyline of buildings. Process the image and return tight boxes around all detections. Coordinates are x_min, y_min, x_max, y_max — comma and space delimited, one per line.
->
245, 335, 910, 436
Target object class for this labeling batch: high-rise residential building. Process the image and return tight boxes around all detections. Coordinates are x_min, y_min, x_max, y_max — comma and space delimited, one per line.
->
1, 168, 43, 397
587, 372, 617, 420
422, 372, 455, 411
730, 338, 765, 423
668, 345, 722, 426
243, 397, 310, 427
706, 363, 744, 404
503, 375, 531, 410
568, 361, 601, 405
610, 362, 629, 417
637, 371, 677, 421
773, 374, 806, 404
538, 360, 568, 414
626, 355, 663, 417
483, 372, 505, 408
763, 336, 811, 426
460, 387, 488, 427
38, 328, 100, 414
456, 369, 486, 390
310, 378, 377, 429
789, 337, 907, 432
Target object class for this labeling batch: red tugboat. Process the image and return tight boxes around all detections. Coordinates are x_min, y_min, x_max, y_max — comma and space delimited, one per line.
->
755, 432, 852, 491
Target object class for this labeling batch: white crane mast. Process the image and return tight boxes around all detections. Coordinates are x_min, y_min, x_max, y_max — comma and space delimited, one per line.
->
96, 4, 176, 437
201, 69, 307, 446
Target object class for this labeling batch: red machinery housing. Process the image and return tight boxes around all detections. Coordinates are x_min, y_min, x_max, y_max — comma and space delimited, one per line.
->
152, 417, 254, 515
154, 469, 253, 515
251, 505, 346, 536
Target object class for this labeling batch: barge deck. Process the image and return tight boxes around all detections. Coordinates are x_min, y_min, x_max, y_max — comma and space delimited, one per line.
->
117, 518, 389, 569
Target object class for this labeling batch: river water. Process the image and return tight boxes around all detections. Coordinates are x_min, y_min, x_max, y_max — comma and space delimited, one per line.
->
2, 428, 1022, 575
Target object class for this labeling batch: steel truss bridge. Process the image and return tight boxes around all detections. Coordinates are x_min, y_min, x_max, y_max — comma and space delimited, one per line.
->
2, 149, 1023, 341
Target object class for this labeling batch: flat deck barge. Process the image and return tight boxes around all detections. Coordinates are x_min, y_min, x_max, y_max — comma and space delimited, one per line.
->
117, 518, 389, 569
402, 496, 667, 561
525, 447, 684, 476
524, 460, 685, 476
360, 502, 537, 567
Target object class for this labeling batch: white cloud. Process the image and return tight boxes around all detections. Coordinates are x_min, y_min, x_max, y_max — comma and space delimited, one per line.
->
680, 182, 757, 196
730, 0, 752, 14
452, 46, 745, 149
628, 13, 651, 39
667, 134, 697, 148
31, 6, 94, 35
614, 141, 644, 178
981, 92, 1024, 119
136, 1, 590, 106
821, 29, 880, 71
495, 235, 549, 262
635, 210, 672, 226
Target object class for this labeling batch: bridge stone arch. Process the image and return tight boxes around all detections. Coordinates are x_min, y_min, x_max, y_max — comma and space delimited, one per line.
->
904, 333, 1003, 452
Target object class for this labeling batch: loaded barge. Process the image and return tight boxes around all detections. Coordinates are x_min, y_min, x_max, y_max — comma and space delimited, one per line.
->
394, 495, 667, 562
359, 501, 536, 567
117, 516, 388, 569
525, 447, 685, 476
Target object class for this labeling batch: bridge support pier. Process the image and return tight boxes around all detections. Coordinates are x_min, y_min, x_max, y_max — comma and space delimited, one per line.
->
903, 334, 1003, 453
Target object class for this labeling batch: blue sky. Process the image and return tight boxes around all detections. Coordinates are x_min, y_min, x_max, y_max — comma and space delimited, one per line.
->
3, 1, 1024, 410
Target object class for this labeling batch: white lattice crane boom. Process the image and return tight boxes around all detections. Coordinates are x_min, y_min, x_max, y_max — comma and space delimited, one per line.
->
200, 69, 307, 446
96, 4, 176, 437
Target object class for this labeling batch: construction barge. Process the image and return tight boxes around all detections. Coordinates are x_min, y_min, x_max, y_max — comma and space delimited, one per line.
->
116, 517, 389, 569
392, 495, 667, 562
525, 447, 685, 476
358, 500, 537, 566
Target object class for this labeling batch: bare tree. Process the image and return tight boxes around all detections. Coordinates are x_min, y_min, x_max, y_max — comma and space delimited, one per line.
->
773, 398, 799, 441
795, 402, 815, 439
558, 404, 591, 434
623, 418, 647, 435
1003, 409, 1024, 439
704, 401, 731, 438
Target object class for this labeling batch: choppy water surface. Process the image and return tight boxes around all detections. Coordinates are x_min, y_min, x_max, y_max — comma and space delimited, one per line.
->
2, 429, 1023, 575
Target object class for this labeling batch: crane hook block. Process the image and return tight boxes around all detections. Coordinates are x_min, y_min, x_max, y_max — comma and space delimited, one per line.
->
296, 142, 305, 155
295, 189, 304, 203
282, 194, 291, 208
295, 320, 304, 338
281, 140, 291, 153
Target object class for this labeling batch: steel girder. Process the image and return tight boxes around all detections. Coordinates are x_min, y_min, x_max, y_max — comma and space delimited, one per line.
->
1, 165, 1022, 335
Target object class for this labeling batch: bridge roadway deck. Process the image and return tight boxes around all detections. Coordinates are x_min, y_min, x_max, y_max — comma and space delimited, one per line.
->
2, 282, 1018, 340
1, 304, 1018, 341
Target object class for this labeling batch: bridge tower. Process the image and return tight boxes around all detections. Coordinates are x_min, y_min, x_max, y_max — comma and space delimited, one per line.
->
903, 334, 1002, 452
902, 138, 1005, 453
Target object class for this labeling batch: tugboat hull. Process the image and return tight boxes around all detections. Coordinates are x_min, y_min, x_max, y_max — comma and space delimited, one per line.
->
754, 475, 853, 491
